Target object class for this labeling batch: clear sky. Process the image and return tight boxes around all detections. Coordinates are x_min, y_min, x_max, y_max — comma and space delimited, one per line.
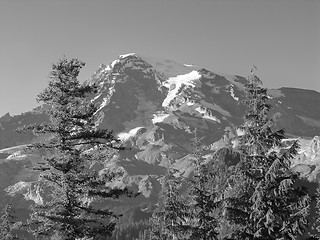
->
0, 0, 319, 117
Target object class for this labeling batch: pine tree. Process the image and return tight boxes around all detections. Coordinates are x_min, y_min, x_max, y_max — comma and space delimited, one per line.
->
17, 58, 134, 240
224, 69, 310, 239
0, 204, 20, 240
149, 159, 188, 240
186, 131, 220, 240
135, 228, 150, 240
311, 184, 320, 239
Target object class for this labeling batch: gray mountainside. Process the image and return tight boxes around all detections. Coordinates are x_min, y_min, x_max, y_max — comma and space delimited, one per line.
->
1, 53, 320, 217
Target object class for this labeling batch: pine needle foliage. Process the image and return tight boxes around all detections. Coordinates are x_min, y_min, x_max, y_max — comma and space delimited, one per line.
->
149, 160, 188, 240
17, 58, 134, 240
186, 131, 220, 240
224, 70, 310, 240
311, 184, 320, 239
0, 204, 21, 240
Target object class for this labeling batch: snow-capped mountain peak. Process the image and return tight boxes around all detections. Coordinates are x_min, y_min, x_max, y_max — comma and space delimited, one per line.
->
119, 53, 136, 59
1, 53, 320, 218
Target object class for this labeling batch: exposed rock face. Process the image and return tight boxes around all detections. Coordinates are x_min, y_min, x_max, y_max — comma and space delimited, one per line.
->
0, 111, 48, 149
292, 136, 320, 181
1, 53, 320, 213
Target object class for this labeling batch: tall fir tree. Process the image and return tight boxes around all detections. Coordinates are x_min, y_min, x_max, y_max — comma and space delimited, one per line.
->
17, 58, 134, 240
149, 159, 188, 240
310, 184, 320, 239
224, 69, 310, 239
186, 131, 220, 240
0, 204, 20, 240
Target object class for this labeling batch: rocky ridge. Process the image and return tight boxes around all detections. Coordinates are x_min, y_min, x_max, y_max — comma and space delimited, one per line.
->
1, 53, 320, 212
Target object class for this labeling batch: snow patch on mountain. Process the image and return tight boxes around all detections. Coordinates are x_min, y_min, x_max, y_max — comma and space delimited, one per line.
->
195, 107, 221, 123
95, 53, 137, 75
186, 101, 195, 106
7, 152, 28, 161
0, 145, 29, 154
120, 53, 136, 58
6, 181, 43, 205
228, 85, 239, 101
298, 136, 320, 160
6, 181, 30, 195
24, 183, 43, 205
95, 97, 109, 113
117, 127, 144, 141
111, 59, 120, 68
106, 65, 112, 71
91, 92, 102, 102
152, 112, 170, 124
184, 64, 194, 67
162, 70, 201, 107
100, 64, 111, 73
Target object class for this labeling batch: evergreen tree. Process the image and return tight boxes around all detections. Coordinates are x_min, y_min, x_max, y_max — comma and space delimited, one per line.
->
224, 69, 310, 239
17, 58, 134, 240
109, 218, 151, 240
135, 228, 150, 240
149, 159, 188, 240
186, 131, 220, 240
0, 204, 20, 240
311, 184, 320, 239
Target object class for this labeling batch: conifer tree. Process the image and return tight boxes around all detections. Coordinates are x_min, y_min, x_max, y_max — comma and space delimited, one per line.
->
311, 184, 320, 239
149, 159, 188, 240
17, 58, 134, 240
225, 69, 310, 239
0, 204, 20, 240
186, 131, 220, 240
136, 229, 150, 240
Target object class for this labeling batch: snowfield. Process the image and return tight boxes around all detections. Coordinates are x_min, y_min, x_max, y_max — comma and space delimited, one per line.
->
119, 53, 136, 58
162, 70, 201, 107
229, 85, 239, 101
195, 107, 221, 123
152, 112, 170, 124
117, 127, 144, 141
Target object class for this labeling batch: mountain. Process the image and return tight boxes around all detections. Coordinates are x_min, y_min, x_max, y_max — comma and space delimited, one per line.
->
0, 111, 48, 150
1, 53, 320, 226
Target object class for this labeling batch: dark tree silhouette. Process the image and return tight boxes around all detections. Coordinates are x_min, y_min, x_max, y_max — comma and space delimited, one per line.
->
0, 204, 20, 240
149, 159, 188, 240
224, 70, 310, 239
186, 131, 220, 240
17, 58, 135, 240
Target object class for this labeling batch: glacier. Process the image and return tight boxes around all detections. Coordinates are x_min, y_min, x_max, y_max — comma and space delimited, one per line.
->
162, 70, 201, 107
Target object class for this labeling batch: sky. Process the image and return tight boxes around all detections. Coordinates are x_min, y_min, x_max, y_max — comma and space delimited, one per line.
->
0, 0, 319, 117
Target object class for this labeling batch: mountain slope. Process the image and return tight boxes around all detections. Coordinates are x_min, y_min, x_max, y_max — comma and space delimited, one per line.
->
1, 53, 320, 217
